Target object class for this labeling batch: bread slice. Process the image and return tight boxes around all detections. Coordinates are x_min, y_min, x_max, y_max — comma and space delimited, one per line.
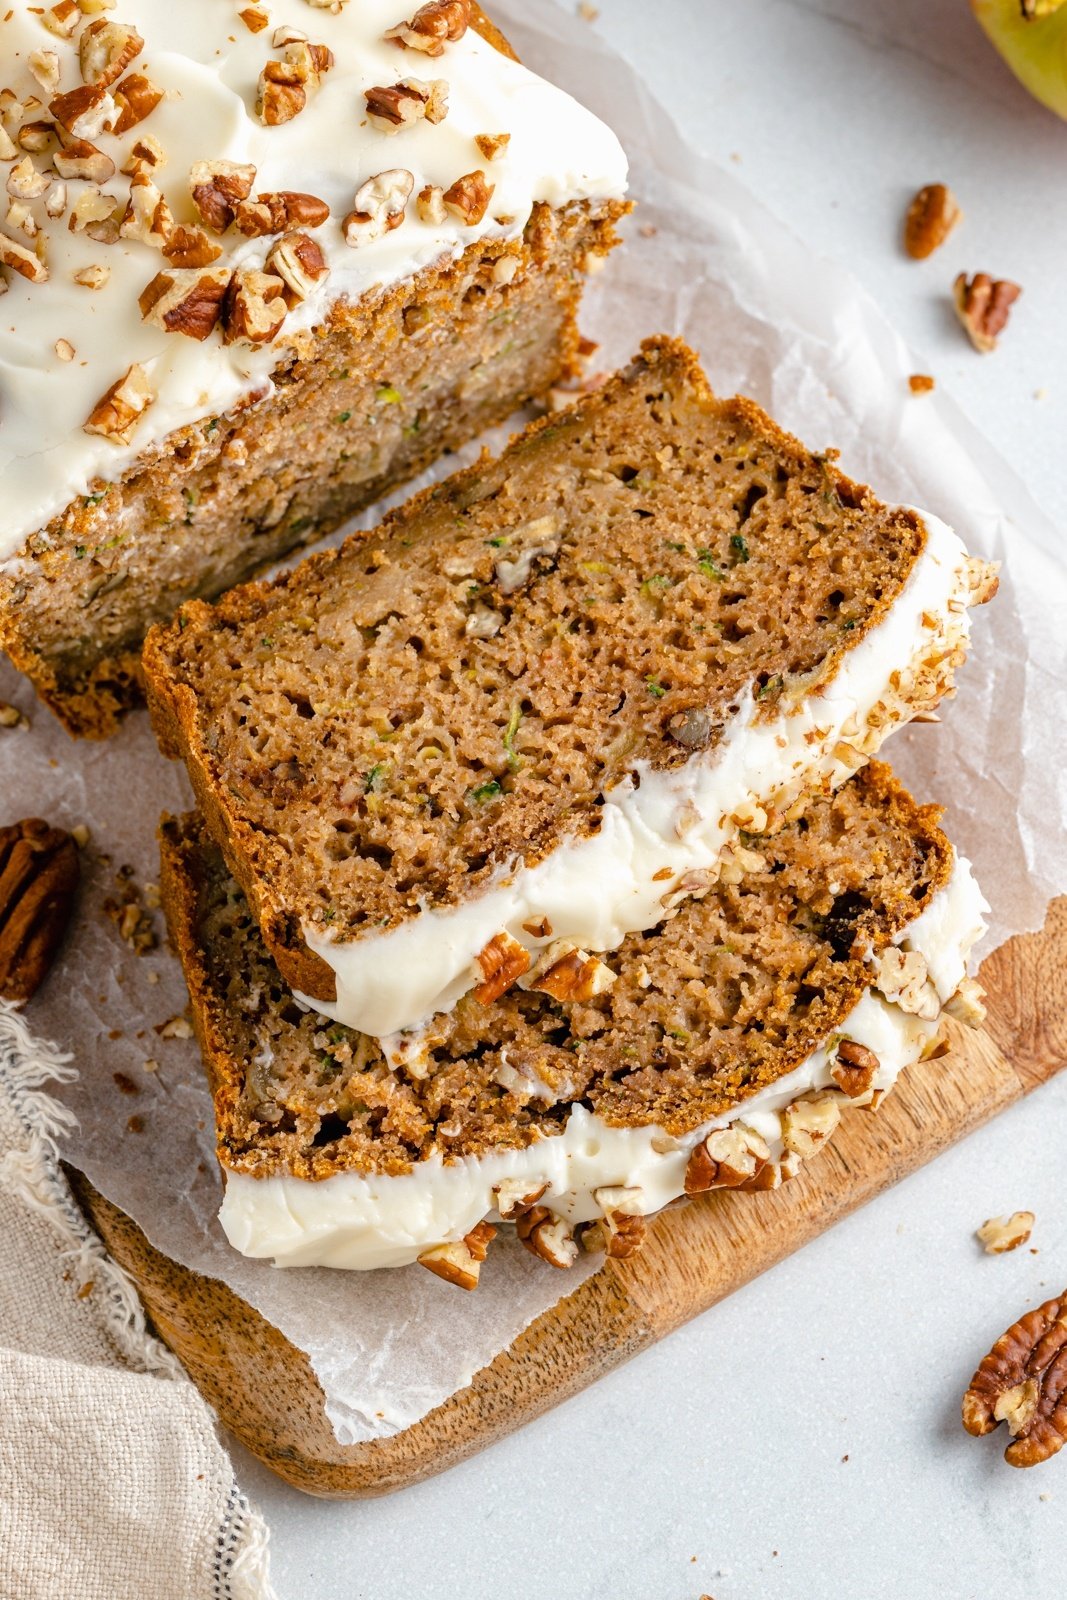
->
0, 3, 627, 736
146, 338, 996, 1043
159, 763, 989, 1277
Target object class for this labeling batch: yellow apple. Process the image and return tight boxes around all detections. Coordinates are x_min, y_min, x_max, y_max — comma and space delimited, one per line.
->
972, 0, 1067, 118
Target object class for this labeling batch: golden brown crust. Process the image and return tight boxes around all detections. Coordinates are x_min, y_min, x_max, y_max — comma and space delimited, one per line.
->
160, 761, 954, 1182
145, 336, 933, 1006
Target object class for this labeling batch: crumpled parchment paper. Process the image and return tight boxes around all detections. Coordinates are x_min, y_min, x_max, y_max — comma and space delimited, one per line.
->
2, 0, 1064, 1445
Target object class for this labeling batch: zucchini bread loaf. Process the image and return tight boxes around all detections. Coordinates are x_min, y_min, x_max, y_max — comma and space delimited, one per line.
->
0, 0, 627, 735
160, 763, 989, 1279
146, 338, 997, 1043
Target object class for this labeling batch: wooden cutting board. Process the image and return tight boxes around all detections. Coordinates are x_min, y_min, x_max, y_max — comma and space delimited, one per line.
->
73, 897, 1067, 1499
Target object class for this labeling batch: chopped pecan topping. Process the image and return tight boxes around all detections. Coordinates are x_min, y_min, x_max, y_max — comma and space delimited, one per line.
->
953, 272, 1021, 353
443, 168, 493, 225
112, 71, 163, 133
473, 930, 530, 1004
79, 19, 144, 87
83, 362, 154, 442
903, 183, 962, 260
591, 1186, 647, 1259
265, 229, 328, 301
257, 69, 304, 126
342, 167, 413, 245
963, 1292, 1067, 1466
977, 1212, 1035, 1255
41, 1, 81, 40
54, 139, 115, 183
162, 224, 222, 269
873, 946, 939, 1019
67, 185, 121, 242
780, 1090, 843, 1159
7, 156, 51, 200
944, 975, 987, 1029
235, 190, 330, 236
908, 373, 935, 395
190, 160, 257, 232
122, 132, 165, 176
415, 182, 446, 225
50, 83, 116, 140
256, 38, 332, 125
492, 1178, 548, 1221
139, 266, 231, 340
0, 230, 47, 283
417, 1219, 496, 1290
222, 267, 287, 344
238, 4, 270, 31
364, 76, 447, 132
830, 1039, 880, 1100
29, 49, 61, 95
474, 132, 510, 162
74, 262, 109, 289
526, 939, 616, 1003
0, 820, 80, 1003
384, 0, 471, 55
684, 1124, 770, 1194
515, 1206, 578, 1269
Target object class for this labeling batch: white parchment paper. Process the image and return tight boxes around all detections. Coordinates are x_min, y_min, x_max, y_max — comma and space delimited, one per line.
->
3, 0, 1065, 1445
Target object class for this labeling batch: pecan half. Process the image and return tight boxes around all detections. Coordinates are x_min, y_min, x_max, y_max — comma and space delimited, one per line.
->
473, 930, 530, 1004
417, 1219, 496, 1290
0, 820, 80, 1002
384, 0, 471, 55
963, 1292, 1067, 1467
234, 190, 330, 236
903, 183, 962, 260
953, 272, 1021, 353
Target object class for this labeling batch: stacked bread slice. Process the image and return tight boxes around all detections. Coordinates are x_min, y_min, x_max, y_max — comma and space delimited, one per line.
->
145, 338, 996, 1284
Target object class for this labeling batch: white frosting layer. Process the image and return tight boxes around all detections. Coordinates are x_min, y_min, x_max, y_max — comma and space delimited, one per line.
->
221, 855, 989, 1271
0, 0, 627, 560
300, 510, 974, 1038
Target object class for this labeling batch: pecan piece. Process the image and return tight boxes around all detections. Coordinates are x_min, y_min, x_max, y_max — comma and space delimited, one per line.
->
473, 930, 530, 1004
977, 1212, 1035, 1255
83, 363, 154, 442
234, 190, 330, 236
873, 946, 939, 1020
0, 820, 80, 1002
191, 160, 257, 232
475, 132, 510, 162
944, 975, 987, 1029
364, 76, 447, 132
953, 272, 1021, 353
139, 267, 231, 340
492, 1178, 547, 1221
222, 267, 287, 344
53, 140, 115, 184
443, 168, 493, 225
50, 83, 115, 140
163, 225, 223, 269
780, 1090, 843, 1159
684, 1123, 770, 1194
384, 0, 471, 55
590, 1185, 648, 1259
79, 19, 144, 88
963, 1292, 1067, 1466
903, 182, 962, 260
830, 1039, 880, 1100
515, 1206, 578, 1269
526, 940, 615, 1003
417, 1219, 496, 1290
342, 167, 413, 246
0, 231, 47, 284
112, 72, 163, 134
265, 229, 328, 302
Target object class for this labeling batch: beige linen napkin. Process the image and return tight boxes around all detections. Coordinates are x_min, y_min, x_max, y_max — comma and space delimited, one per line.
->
0, 1002, 277, 1600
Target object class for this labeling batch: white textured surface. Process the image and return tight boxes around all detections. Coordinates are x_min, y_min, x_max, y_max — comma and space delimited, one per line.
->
246, 1, 1067, 1595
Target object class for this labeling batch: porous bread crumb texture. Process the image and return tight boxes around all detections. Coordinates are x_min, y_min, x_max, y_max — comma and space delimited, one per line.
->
0, 199, 623, 737
146, 336, 931, 1003
159, 761, 953, 1180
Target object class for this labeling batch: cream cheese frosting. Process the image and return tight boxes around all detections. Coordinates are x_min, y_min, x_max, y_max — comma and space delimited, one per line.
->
0, 0, 628, 562
298, 509, 978, 1039
220, 853, 989, 1271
